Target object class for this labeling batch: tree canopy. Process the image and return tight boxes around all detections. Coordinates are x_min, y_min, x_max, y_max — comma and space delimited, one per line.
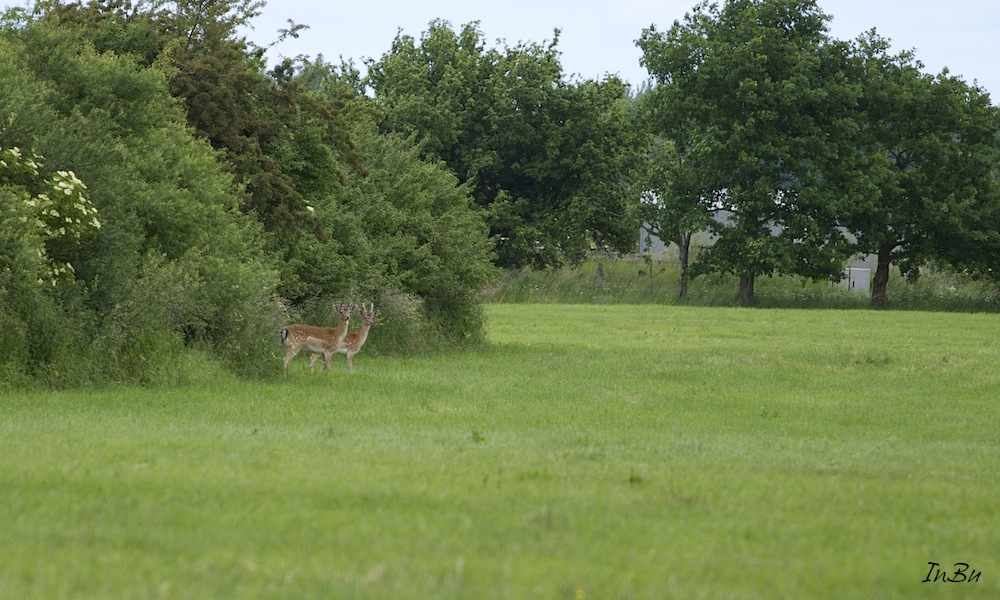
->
367, 20, 647, 268
638, 0, 1000, 305
843, 32, 1000, 307
638, 0, 860, 303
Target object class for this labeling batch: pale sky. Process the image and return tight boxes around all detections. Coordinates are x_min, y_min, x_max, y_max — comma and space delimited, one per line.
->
243, 0, 999, 101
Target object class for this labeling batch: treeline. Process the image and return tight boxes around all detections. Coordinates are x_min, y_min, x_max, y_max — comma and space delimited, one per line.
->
637, 1, 1000, 306
3, 0, 1000, 387
1, 1, 499, 387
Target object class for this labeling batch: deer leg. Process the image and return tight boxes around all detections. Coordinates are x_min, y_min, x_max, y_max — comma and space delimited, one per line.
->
283, 347, 301, 375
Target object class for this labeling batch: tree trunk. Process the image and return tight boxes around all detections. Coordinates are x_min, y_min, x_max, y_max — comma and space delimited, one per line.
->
738, 273, 755, 305
677, 231, 691, 298
871, 244, 894, 309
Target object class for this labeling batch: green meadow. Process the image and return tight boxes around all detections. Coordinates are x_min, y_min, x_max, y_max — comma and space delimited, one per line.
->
2, 304, 999, 599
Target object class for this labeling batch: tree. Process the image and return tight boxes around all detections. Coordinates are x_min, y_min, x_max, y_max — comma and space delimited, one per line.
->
636, 138, 712, 298
636, 75, 718, 298
638, 0, 858, 303
843, 32, 1000, 307
368, 20, 646, 268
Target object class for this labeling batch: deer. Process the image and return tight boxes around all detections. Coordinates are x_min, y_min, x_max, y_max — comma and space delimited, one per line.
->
309, 303, 378, 373
280, 302, 355, 375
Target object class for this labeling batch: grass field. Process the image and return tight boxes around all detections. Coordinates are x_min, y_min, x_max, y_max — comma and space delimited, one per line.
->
2, 304, 999, 599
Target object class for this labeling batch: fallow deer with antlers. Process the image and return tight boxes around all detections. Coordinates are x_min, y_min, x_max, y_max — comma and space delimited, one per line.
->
309, 303, 378, 373
280, 302, 355, 375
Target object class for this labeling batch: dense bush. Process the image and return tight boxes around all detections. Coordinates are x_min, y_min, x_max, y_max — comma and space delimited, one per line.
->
0, 18, 285, 387
1, 5, 496, 387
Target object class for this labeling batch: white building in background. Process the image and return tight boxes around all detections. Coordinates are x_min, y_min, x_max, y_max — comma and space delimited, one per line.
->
841, 266, 871, 294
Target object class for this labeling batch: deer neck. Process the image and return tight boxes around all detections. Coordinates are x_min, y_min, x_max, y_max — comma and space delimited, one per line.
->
353, 321, 373, 347
333, 316, 349, 342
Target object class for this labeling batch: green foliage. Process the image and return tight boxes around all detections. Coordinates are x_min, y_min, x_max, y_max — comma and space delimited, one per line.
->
0, 144, 102, 384
1, 147, 98, 284
0, 185, 58, 384
32, 0, 366, 298
844, 32, 1000, 306
638, 0, 859, 303
14, 0, 995, 389
205, 53, 500, 348
637, 1, 1000, 307
368, 20, 646, 268
0, 12, 285, 387
1, 2, 500, 387
0, 37, 54, 150
87, 255, 189, 385
314, 105, 497, 346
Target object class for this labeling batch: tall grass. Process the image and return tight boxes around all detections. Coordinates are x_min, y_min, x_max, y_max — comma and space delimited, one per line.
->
2, 305, 999, 598
490, 254, 1000, 311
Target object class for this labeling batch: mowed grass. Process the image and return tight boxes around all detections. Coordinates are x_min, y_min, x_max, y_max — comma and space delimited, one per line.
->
2, 304, 999, 599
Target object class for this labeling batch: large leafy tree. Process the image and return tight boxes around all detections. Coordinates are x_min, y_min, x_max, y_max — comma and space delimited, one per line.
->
638, 0, 859, 303
843, 32, 1000, 307
636, 81, 717, 298
367, 20, 646, 268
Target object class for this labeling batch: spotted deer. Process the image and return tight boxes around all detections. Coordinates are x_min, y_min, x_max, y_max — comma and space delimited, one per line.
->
309, 303, 378, 373
280, 303, 355, 375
